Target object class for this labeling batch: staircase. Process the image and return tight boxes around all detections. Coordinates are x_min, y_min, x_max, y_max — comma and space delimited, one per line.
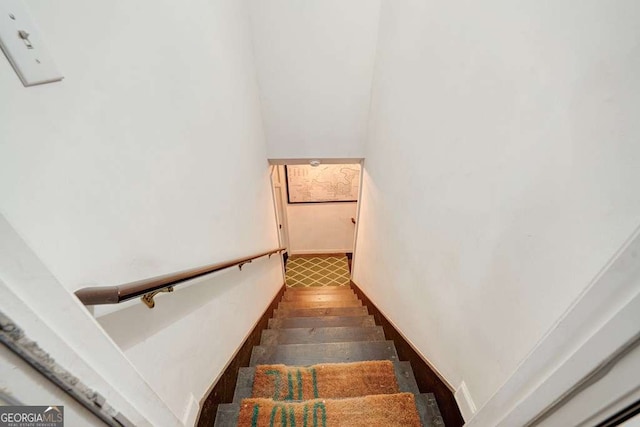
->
213, 285, 445, 426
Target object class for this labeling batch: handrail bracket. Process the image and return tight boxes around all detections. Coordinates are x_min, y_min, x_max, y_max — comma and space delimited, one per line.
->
238, 260, 252, 271
141, 286, 174, 309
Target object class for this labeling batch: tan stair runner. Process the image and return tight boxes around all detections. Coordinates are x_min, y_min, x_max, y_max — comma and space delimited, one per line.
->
239, 393, 422, 427
239, 360, 422, 426
251, 361, 399, 400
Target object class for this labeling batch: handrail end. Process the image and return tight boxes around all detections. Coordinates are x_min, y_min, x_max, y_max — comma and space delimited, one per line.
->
74, 286, 120, 306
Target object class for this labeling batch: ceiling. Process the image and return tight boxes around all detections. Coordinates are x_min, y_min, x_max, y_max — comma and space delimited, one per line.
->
249, 0, 382, 160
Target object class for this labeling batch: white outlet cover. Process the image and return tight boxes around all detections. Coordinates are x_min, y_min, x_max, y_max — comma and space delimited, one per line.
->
0, 0, 63, 86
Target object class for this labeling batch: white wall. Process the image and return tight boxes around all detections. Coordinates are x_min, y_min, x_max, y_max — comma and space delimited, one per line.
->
287, 203, 357, 254
249, 0, 381, 159
0, 216, 176, 426
276, 166, 358, 254
96, 257, 283, 424
354, 0, 640, 417
0, 0, 282, 422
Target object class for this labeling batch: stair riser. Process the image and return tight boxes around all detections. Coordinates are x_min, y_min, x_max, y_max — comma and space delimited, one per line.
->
260, 326, 385, 346
249, 341, 399, 366
268, 316, 376, 329
274, 306, 368, 318
281, 293, 357, 302
278, 300, 362, 310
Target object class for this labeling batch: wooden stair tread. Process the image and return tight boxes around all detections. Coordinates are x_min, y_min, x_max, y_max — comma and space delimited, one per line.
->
278, 300, 362, 309
260, 326, 385, 345
215, 393, 444, 427
268, 315, 376, 329
274, 306, 368, 318
249, 340, 399, 366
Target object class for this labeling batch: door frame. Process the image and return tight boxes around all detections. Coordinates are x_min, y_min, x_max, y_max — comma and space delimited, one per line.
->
269, 165, 290, 252
268, 158, 364, 264
349, 159, 365, 280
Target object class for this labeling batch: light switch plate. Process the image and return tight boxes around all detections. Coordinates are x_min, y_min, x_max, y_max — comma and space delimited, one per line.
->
0, 0, 63, 86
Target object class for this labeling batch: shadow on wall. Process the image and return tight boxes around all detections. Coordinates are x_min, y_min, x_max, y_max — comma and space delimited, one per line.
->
96, 258, 277, 352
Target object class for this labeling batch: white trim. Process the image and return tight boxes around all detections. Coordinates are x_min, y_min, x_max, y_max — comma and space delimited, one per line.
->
455, 381, 478, 421
183, 393, 199, 426
466, 224, 640, 427
268, 158, 364, 165
350, 159, 365, 280
269, 165, 289, 280
581, 383, 640, 427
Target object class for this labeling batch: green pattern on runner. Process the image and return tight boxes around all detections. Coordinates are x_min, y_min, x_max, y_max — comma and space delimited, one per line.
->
251, 404, 260, 427
286, 372, 294, 400
311, 368, 319, 398
269, 404, 286, 427
289, 406, 296, 427
313, 402, 327, 427
266, 370, 282, 399
296, 369, 303, 400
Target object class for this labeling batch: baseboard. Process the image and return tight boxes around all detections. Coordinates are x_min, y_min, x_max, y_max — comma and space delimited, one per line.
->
183, 393, 199, 426
351, 281, 465, 427
455, 381, 478, 421
196, 284, 286, 426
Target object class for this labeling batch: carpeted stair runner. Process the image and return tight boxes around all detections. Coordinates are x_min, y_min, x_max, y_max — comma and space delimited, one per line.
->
251, 361, 399, 400
214, 285, 445, 426
238, 393, 422, 427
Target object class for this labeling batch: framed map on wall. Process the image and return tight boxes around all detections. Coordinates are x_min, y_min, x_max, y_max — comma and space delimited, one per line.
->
285, 164, 361, 204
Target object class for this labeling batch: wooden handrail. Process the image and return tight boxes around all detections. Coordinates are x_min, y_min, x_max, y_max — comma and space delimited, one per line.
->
74, 247, 286, 308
